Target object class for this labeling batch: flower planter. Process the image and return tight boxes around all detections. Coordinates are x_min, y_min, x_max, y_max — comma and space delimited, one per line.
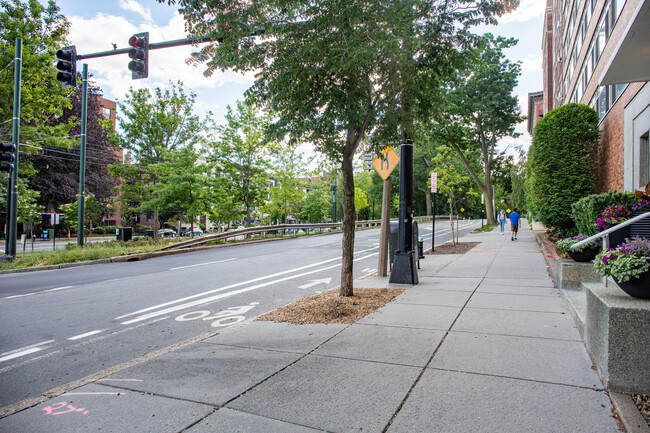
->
613, 271, 650, 299
607, 224, 630, 248
567, 246, 600, 262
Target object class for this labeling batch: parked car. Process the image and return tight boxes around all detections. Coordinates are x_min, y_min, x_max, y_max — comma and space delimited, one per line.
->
183, 228, 203, 237
158, 228, 176, 238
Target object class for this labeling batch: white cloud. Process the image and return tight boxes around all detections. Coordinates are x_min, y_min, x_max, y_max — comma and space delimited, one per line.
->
499, 0, 546, 24
119, 0, 153, 24
519, 54, 542, 72
66, 10, 255, 110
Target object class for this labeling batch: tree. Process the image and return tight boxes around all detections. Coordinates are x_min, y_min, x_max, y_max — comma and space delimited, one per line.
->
108, 81, 209, 239
300, 183, 331, 223
265, 145, 308, 224
59, 193, 102, 239
27, 80, 120, 215
166, 0, 518, 296
0, 0, 74, 146
1, 0, 77, 236
527, 103, 599, 235
208, 100, 274, 227
434, 34, 523, 225
142, 147, 215, 236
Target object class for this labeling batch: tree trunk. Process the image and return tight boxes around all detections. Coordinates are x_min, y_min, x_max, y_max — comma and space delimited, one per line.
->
417, 187, 432, 216
377, 175, 392, 277
340, 154, 356, 296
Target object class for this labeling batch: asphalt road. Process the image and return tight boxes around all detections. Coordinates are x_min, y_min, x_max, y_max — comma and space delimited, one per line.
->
0, 220, 480, 409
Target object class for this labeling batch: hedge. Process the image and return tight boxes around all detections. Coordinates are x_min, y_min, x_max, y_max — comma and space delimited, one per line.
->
570, 191, 636, 236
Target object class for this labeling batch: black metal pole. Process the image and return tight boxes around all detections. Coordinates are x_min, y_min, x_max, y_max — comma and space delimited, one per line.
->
389, 137, 418, 284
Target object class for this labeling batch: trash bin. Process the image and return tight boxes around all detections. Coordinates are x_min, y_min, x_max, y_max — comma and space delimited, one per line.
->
389, 221, 421, 270
116, 227, 132, 242
144, 229, 154, 237
40, 230, 49, 240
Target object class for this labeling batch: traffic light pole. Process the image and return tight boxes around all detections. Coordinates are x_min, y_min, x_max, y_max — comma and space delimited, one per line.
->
77, 64, 88, 246
5, 38, 22, 259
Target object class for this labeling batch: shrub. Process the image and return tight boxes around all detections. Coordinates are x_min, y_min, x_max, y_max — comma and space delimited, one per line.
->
527, 103, 600, 236
570, 191, 636, 236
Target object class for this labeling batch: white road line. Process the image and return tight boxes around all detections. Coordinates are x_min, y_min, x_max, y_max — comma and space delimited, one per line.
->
43, 286, 74, 293
115, 252, 374, 321
68, 330, 105, 341
0, 340, 55, 363
121, 252, 378, 325
169, 258, 237, 271
4, 293, 36, 300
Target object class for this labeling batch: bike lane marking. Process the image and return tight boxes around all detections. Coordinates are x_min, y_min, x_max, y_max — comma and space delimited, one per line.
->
0, 340, 55, 363
115, 248, 377, 322
67, 330, 105, 341
120, 252, 378, 325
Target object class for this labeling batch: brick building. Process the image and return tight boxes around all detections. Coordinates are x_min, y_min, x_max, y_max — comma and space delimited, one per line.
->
534, 0, 649, 192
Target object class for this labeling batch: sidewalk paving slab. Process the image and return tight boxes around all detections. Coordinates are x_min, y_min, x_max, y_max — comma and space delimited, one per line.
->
465, 291, 566, 313
452, 308, 583, 341
227, 355, 420, 433
476, 282, 558, 296
428, 331, 603, 388
386, 369, 620, 433
186, 407, 324, 433
357, 302, 461, 330
0, 383, 213, 433
393, 286, 474, 307
202, 321, 347, 354
311, 323, 446, 367
100, 343, 304, 407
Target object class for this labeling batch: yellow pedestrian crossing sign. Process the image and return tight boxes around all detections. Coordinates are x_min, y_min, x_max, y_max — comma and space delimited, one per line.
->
372, 147, 400, 180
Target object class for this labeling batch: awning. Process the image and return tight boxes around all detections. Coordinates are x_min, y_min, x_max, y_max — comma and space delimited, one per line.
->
600, 0, 650, 85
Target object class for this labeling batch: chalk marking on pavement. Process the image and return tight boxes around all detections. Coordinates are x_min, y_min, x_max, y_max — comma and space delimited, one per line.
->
115, 249, 379, 321
64, 392, 122, 396
120, 253, 378, 325
67, 330, 105, 341
0, 340, 55, 363
169, 258, 237, 271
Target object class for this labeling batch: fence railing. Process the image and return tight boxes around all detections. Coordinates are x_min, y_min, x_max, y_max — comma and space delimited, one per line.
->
159, 216, 440, 251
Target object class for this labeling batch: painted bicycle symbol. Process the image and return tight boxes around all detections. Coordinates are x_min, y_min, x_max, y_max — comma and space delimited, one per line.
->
175, 302, 259, 327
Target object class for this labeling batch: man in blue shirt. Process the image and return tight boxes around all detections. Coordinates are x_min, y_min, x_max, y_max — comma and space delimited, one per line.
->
509, 208, 521, 241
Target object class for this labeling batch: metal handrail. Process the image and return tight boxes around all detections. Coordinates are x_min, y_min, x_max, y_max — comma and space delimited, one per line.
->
570, 211, 650, 250
158, 215, 447, 251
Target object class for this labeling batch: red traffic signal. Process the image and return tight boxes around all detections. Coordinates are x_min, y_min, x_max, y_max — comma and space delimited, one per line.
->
55, 45, 77, 88
128, 32, 149, 79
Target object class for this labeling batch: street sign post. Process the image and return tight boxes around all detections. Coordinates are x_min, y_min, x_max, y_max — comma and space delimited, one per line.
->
430, 172, 437, 251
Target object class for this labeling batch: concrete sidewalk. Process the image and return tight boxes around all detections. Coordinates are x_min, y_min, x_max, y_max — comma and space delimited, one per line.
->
0, 226, 622, 432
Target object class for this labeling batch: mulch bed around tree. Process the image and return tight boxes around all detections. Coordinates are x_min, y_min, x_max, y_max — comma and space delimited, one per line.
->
257, 288, 404, 325
426, 242, 480, 255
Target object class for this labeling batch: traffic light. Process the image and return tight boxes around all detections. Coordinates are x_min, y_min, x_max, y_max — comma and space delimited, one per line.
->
0, 142, 15, 173
55, 45, 77, 88
128, 32, 149, 79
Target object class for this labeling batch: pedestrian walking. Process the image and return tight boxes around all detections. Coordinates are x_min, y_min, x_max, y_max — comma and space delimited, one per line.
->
498, 209, 506, 234
509, 208, 520, 241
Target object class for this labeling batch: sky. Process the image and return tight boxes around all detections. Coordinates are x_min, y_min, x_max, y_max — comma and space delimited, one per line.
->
47, 0, 545, 158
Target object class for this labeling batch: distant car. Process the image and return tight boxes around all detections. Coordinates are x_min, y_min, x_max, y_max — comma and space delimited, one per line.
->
183, 228, 203, 237
158, 228, 176, 238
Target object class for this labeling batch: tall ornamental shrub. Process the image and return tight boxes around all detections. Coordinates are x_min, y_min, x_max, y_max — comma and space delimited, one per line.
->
571, 192, 636, 236
527, 103, 600, 235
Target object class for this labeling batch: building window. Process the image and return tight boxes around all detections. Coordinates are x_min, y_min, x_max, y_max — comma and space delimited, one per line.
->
102, 107, 111, 119
641, 133, 650, 187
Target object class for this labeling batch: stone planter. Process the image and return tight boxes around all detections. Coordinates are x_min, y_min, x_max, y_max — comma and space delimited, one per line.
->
613, 271, 650, 299
567, 245, 600, 262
